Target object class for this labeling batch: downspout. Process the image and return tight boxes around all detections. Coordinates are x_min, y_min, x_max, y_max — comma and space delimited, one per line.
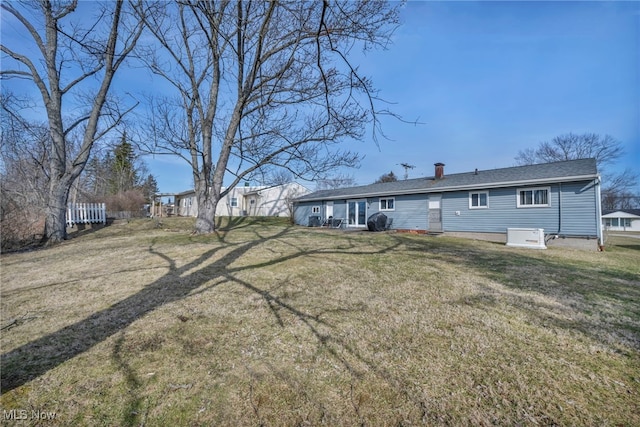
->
546, 183, 563, 244
558, 182, 562, 235
595, 175, 604, 244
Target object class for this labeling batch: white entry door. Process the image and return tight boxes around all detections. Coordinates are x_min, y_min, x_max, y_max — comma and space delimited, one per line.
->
428, 194, 442, 232
325, 201, 333, 220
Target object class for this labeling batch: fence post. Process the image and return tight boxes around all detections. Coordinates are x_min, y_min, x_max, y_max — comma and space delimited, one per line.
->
66, 202, 107, 226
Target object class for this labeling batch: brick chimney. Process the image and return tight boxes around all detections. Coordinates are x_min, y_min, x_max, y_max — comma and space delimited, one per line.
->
434, 162, 445, 179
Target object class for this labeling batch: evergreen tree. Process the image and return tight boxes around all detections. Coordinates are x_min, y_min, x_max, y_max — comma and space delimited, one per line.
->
110, 132, 137, 194
140, 174, 159, 203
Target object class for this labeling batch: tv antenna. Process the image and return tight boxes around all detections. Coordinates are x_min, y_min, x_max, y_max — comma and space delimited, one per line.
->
398, 163, 415, 180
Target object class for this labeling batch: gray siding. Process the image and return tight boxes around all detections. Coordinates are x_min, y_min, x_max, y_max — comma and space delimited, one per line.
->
443, 187, 558, 233
295, 178, 599, 236
397, 194, 429, 231
293, 201, 316, 226
442, 180, 597, 236
366, 194, 428, 231
557, 181, 598, 236
293, 200, 348, 226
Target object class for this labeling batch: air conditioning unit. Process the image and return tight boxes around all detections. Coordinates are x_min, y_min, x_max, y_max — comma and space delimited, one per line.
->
308, 215, 322, 227
506, 228, 546, 249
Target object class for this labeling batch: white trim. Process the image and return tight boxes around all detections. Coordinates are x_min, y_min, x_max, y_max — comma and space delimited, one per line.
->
516, 186, 551, 208
379, 197, 395, 211
469, 191, 489, 209
347, 199, 367, 227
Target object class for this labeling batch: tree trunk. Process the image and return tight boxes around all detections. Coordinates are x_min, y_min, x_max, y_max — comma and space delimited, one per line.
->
194, 184, 218, 234
43, 177, 70, 245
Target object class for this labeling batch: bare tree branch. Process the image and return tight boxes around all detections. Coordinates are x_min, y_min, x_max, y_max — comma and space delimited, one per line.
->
1, 0, 145, 244
135, 1, 401, 234
515, 132, 637, 209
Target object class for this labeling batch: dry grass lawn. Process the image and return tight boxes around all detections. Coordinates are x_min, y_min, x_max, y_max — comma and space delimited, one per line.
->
1, 217, 639, 425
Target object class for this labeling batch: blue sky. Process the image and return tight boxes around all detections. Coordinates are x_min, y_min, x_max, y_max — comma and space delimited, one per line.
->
335, 1, 639, 184
2, 1, 638, 196
146, 1, 639, 195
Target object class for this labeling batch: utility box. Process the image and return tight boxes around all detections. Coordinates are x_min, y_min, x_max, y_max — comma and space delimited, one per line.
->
506, 228, 546, 249
308, 216, 321, 227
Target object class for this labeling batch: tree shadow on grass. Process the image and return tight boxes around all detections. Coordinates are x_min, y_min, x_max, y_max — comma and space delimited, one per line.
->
0, 224, 402, 395
391, 234, 640, 352
66, 221, 109, 239
215, 215, 249, 230
214, 215, 289, 232
1, 225, 284, 393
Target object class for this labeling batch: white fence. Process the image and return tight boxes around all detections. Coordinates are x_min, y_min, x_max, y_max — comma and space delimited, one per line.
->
66, 203, 106, 227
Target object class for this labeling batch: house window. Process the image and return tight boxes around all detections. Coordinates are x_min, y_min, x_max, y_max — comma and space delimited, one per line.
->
380, 197, 395, 211
604, 218, 631, 228
517, 187, 550, 208
469, 191, 488, 209
230, 197, 238, 207
312, 206, 320, 214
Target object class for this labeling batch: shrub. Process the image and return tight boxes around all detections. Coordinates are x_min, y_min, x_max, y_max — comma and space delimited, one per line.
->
102, 189, 148, 219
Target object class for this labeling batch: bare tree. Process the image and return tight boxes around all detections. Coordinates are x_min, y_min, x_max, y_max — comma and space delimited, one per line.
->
515, 133, 625, 169
0, 1, 145, 245
374, 171, 398, 183
1, 93, 51, 249
0, 93, 50, 207
515, 132, 638, 209
315, 173, 358, 191
600, 169, 639, 211
136, 1, 400, 234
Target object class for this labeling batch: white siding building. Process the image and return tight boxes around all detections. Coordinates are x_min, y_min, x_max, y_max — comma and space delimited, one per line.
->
176, 183, 310, 218
602, 210, 640, 232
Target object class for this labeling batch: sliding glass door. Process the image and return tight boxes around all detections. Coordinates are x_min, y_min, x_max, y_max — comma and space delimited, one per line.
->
347, 200, 367, 227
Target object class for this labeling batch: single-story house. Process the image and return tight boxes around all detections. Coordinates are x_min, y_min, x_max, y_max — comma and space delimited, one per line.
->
602, 209, 640, 232
294, 159, 603, 249
175, 182, 310, 218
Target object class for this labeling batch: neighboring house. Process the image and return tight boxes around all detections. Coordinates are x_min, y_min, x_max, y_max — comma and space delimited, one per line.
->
294, 159, 603, 249
175, 182, 310, 218
602, 209, 640, 232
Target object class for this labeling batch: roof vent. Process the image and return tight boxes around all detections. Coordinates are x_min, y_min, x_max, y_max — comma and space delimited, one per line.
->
434, 162, 445, 179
